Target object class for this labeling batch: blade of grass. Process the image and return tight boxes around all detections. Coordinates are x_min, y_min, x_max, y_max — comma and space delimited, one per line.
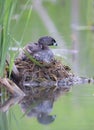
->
9, 0, 32, 47
24, 50, 43, 67
20, 1, 32, 44
0, 0, 13, 77
0, 1, 18, 130
7, 0, 32, 75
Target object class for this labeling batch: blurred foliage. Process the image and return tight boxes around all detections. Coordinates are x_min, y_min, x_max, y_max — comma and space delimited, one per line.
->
79, 0, 94, 76
43, 0, 71, 45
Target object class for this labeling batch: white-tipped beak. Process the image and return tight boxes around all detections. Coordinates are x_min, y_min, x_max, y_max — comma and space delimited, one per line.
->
54, 42, 58, 46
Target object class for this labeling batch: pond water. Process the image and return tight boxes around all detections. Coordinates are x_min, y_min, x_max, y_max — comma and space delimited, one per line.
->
0, 83, 94, 130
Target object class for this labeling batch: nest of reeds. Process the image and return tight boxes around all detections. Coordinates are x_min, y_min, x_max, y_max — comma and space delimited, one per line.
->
13, 57, 73, 97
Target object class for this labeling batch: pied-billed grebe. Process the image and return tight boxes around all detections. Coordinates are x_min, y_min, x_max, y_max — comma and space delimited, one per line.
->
18, 36, 57, 64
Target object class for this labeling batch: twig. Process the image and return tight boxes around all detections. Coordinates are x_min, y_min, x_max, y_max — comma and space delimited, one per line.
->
0, 77, 25, 96
0, 96, 24, 112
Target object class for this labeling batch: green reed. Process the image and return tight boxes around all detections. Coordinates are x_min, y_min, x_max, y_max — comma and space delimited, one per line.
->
0, 0, 32, 130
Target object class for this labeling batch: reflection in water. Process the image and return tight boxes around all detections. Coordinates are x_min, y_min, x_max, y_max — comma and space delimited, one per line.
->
0, 81, 69, 125
20, 96, 55, 125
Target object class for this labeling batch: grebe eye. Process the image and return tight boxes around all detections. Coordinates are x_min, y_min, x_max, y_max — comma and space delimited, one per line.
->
28, 46, 33, 50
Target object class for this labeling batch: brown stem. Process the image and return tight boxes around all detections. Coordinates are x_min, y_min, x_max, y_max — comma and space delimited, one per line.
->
0, 77, 25, 96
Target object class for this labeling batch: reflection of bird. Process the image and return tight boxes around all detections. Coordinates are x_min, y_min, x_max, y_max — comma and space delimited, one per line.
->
37, 113, 56, 125
20, 98, 56, 125
19, 36, 57, 64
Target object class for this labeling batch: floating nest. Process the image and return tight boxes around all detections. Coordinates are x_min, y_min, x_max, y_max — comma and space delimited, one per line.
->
13, 58, 73, 98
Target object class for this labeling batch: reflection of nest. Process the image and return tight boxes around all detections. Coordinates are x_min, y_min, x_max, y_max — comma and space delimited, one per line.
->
14, 58, 72, 97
